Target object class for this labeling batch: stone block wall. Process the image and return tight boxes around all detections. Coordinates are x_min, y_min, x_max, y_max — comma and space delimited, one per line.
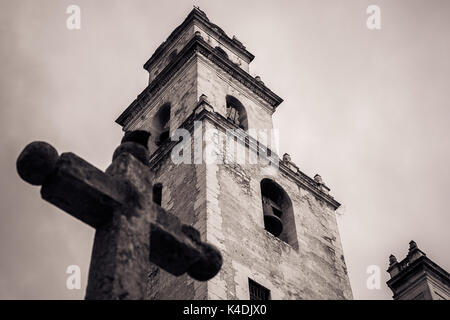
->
145, 151, 208, 299
202, 119, 352, 300
142, 116, 352, 300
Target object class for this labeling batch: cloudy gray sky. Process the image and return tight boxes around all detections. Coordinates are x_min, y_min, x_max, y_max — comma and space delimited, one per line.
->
1, 0, 449, 299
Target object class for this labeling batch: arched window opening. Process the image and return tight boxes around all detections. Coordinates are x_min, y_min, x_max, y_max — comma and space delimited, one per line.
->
215, 46, 228, 59
153, 103, 171, 147
153, 183, 162, 206
260, 179, 298, 250
226, 95, 248, 130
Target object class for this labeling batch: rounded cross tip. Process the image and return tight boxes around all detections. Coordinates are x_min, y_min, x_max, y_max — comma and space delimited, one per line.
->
16, 141, 58, 186
187, 242, 223, 281
121, 130, 150, 149
113, 142, 149, 164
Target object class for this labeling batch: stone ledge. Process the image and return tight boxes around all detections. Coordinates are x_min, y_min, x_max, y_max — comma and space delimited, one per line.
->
146, 100, 341, 210
143, 7, 255, 72
116, 34, 283, 128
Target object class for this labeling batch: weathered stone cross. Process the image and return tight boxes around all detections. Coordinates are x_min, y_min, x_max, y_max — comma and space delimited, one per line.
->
16, 131, 222, 300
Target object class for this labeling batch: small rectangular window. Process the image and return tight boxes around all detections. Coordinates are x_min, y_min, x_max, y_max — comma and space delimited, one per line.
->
153, 184, 162, 206
249, 279, 270, 300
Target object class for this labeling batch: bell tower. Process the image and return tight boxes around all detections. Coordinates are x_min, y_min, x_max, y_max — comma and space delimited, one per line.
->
116, 7, 353, 300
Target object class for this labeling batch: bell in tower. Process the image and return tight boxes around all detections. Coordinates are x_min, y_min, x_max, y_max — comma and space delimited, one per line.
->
262, 196, 283, 237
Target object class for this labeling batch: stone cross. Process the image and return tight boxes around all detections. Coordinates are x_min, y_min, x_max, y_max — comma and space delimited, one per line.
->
16, 131, 222, 300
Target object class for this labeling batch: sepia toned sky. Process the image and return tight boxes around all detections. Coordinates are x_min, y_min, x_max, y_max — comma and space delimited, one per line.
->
1, 0, 449, 299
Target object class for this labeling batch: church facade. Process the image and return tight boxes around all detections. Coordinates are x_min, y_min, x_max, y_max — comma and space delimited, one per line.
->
116, 7, 353, 300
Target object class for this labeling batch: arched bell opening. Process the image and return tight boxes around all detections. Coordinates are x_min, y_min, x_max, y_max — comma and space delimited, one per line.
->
151, 102, 171, 148
260, 178, 298, 250
225, 95, 248, 131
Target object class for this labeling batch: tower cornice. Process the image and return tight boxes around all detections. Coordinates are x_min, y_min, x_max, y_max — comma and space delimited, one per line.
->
143, 7, 255, 72
147, 102, 341, 210
116, 34, 283, 127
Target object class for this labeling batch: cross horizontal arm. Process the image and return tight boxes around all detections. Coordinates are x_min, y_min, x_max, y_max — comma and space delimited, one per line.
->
41, 152, 132, 229
148, 202, 222, 281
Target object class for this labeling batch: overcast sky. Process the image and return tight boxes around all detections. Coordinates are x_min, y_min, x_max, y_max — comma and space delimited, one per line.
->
1, 0, 449, 300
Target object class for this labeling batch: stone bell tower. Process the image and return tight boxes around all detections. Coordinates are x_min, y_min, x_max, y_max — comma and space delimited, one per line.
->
115, 7, 352, 300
